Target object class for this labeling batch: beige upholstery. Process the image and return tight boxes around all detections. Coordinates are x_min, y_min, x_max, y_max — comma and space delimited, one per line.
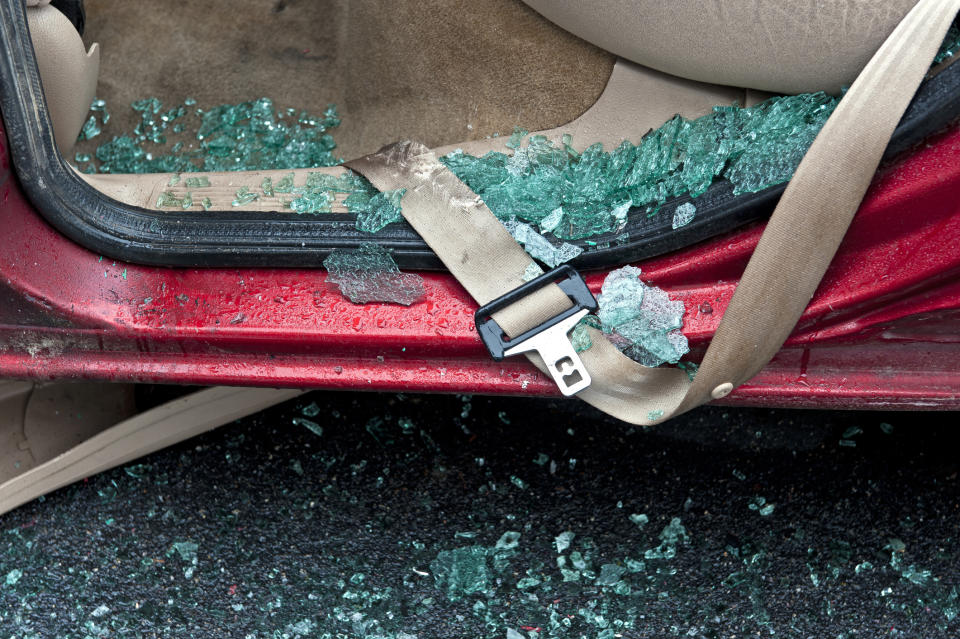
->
27, 4, 100, 155
521, 0, 919, 95
0, 383, 303, 515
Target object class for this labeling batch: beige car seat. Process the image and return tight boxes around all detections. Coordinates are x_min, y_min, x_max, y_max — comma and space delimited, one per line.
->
26, 0, 99, 155
522, 0, 919, 94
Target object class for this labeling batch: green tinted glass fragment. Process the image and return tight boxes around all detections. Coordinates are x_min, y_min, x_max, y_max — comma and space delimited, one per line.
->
672, 202, 696, 229
748, 496, 775, 516
289, 189, 333, 214
80, 98, 342, 174
293, 417, 323, 437
596, 266, 688, 367
570, 323, 592, 353
156, 191, 181, 208
503, 220, 583, 267
169, 541, 198, 563
274, 172, 296, 193
506, 126, 529, 150
232, 186, 259, 207
644, 517, 689, 560
78, 115, 101, 142
595, 563, 627, 587
516, 576, 540, 589
521, 262, 544, 282
184, 176, 211, 188
555, 531, 575, 554
323, 243, 425, 306
935, 25, 960, 63
495, 531, 521, 551
430, 546, 490, 600
353, 189, 406, 233
440, 92, 841, 241
261, 176, 274, 197
570, 315, 601, 354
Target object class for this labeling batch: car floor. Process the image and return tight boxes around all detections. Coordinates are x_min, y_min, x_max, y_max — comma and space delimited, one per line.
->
79, 0, 614, 160
0, 391, 957, 636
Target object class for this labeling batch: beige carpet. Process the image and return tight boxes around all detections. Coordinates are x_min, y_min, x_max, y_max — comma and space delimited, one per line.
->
79, 0, 614, 161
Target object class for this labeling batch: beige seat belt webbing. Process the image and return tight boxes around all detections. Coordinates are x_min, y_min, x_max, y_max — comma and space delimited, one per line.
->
348, 0, 960, 426
0, 387, 305, 516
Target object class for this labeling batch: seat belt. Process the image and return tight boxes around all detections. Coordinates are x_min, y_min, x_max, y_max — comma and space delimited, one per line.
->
348, 0, 960, 425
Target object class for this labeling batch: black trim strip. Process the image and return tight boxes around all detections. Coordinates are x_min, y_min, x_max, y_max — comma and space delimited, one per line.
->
3, 3, 960, 270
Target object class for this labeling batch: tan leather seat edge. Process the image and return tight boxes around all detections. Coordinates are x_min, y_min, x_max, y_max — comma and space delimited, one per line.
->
28, 3, 100, 156
522, 0, 919, 95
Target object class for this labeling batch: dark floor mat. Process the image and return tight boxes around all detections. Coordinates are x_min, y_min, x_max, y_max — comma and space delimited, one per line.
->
1, 392, 957, 636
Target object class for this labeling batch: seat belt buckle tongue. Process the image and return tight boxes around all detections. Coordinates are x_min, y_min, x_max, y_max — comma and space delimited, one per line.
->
474, 265, 598, 397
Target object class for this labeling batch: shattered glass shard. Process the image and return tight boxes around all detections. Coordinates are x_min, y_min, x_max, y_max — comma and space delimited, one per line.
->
261, 176, 275, 197
430, 546, 490, 600
232, 186, 260, 207
78, 115, 101, 142
440, 92, 840, 241
274, 172, 296, 193
570, 323, 593, 354
293, 417, 323, 437
169, 541, 198, 562
935, 25, 960, 64
502, 220, 583, 268
570, 315, 601, 354
506, 126, 529, 150
595, 563, 627, 587
495, 531, 521, 551
155, 191, 181, 208
323, 244, 425, 306
354, 189, 407, 233
659, 517, 689, 545
671, 202, 696, 229
555, 531, 575, 554
596, 266, 688, 367
81, 98, 342, 174
596, 266, 646, 328
184, 176, 211, 188
289, 189, 333, 214
521, 262, 545, 282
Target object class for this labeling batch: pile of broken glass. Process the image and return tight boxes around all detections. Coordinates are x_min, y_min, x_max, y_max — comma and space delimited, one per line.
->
75, 91, 841, 369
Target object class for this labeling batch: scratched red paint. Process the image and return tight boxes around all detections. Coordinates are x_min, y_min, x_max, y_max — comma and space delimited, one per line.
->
2, 118, 960, 409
